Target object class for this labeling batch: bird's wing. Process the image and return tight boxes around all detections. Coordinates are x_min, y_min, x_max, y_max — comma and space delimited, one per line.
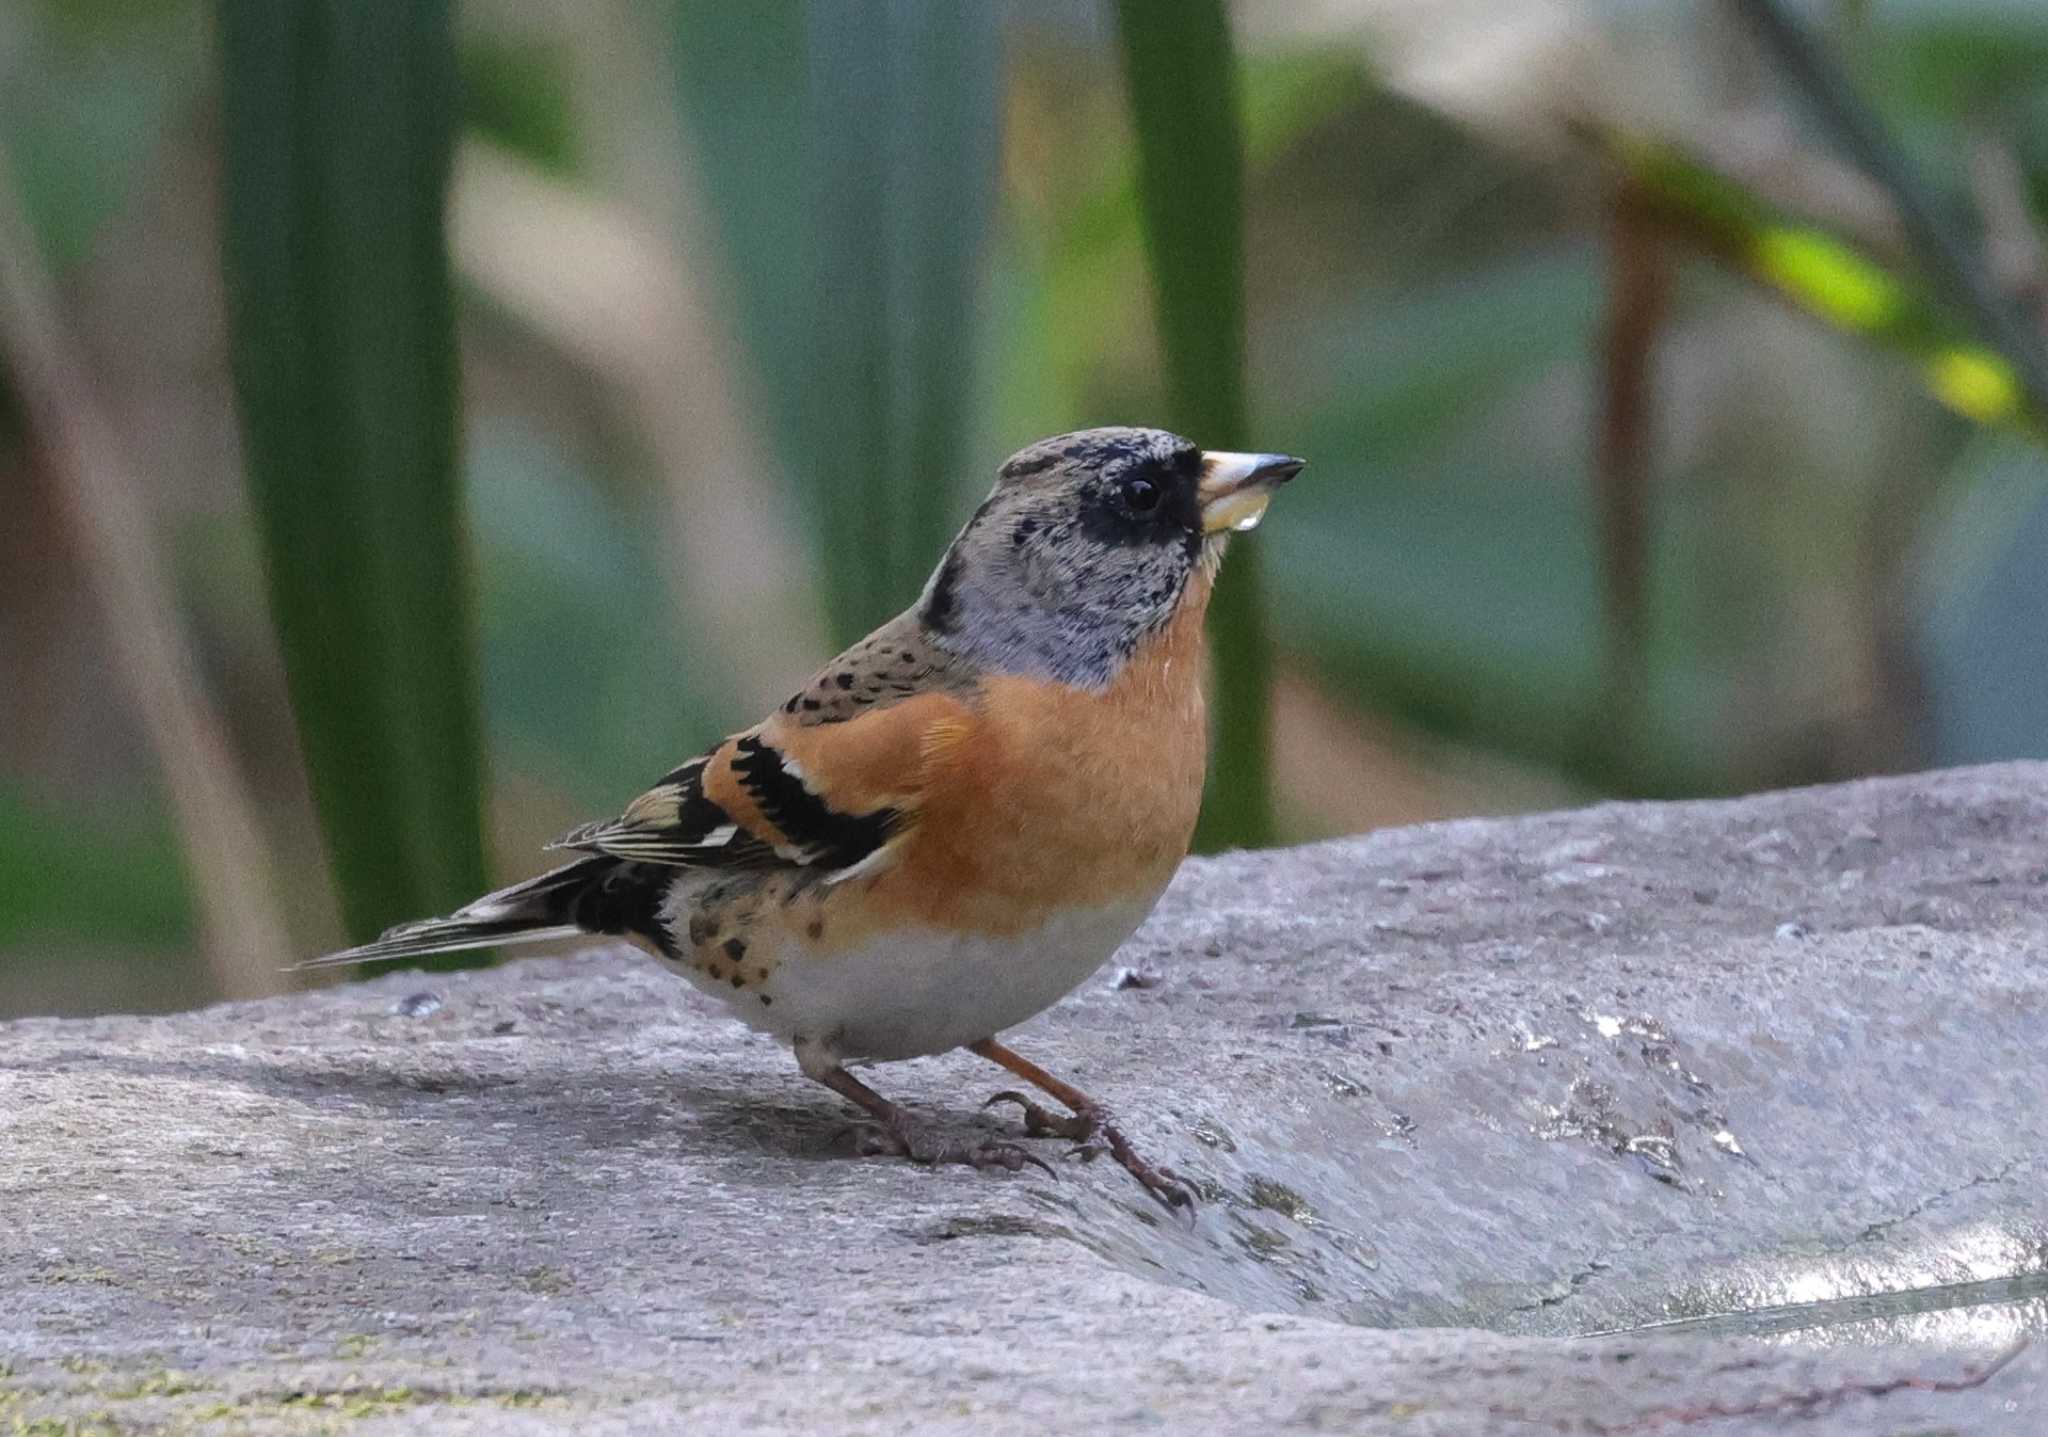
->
548, 689, 977, 876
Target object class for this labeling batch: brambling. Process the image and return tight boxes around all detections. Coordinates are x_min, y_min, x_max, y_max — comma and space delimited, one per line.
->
302, 427, 1302, 1208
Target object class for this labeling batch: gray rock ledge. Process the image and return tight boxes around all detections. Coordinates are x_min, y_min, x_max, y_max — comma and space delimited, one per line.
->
5, 763, 2048, 1434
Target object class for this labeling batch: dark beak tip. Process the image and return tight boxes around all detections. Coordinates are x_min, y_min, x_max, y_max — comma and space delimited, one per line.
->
1262, 456, 1307, 485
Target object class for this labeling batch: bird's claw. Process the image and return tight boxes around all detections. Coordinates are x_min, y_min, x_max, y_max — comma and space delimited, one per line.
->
982, 1089, 1091, 1141
981, 1091, 1197, 1215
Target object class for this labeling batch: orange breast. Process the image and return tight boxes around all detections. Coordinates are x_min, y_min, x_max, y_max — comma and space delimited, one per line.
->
863, 574, 1214, 936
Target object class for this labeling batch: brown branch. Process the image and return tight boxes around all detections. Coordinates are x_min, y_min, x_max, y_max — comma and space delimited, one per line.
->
1595, 179, 1673, 746
0, 137, 292, 998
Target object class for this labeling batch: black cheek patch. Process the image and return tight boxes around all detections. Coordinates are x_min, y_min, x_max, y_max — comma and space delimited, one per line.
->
1073, 491, 1146, 548
1076, 474, 1199, 551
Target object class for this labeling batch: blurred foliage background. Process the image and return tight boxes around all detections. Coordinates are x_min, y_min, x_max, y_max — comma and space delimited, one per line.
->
3, 0, 2046, 1018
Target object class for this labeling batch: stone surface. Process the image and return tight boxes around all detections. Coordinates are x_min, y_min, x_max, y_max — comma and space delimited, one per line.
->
5, 763, 2048, 1433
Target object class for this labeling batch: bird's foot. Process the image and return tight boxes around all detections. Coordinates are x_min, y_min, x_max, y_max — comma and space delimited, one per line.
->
842, 1118, 1054, 1178
982, 1090, 1091, 1141
983, 1091, 1196, 1213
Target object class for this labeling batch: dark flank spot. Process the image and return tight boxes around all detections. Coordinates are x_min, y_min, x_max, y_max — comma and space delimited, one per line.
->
783, 696, 799, 714
806, 919, 825, 940
729, 973, 745, 990
723, 937, 747, 963
835, 672, 854, 689
760, 995, 773, 1006
801, 698, 821, 712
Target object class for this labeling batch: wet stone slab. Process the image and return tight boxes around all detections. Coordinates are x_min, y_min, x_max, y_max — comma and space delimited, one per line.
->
4, 763, 2047, 1433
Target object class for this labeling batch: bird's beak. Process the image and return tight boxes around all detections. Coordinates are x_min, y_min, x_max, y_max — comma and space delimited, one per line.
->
1198, 451, 1306, 535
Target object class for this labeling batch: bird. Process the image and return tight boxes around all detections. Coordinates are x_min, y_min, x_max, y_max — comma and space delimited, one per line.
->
299, 426, 1303, 1209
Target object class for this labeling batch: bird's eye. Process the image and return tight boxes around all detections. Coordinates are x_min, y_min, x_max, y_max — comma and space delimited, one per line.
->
1119, 476, 1161, 514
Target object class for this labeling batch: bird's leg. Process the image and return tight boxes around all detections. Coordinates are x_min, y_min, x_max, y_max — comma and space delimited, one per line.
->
969, 1038, 1194, 1211
797, 1040, 1050, 1178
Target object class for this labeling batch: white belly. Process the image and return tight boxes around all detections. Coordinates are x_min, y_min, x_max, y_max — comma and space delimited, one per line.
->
676, 895, 1158, 1062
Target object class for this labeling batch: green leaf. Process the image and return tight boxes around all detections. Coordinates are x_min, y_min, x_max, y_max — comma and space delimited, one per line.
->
459, 33, 579, 179
672, 1, 1001, 648
801, 1, 1000, 644
1112, 0, 1272, 849
670, 0, 811, 481
217, 0, 488, 955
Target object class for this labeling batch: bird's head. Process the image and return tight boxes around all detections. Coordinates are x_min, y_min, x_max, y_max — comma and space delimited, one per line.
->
917, 426, 1303, 687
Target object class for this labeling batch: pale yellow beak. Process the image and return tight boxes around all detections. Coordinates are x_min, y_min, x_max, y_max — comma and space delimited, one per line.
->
1198, 451, 1306, 534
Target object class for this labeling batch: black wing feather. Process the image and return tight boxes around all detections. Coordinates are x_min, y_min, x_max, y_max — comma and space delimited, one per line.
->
730, 737, 900, 869
548, 754, 778, 867
548, 741, 898, 873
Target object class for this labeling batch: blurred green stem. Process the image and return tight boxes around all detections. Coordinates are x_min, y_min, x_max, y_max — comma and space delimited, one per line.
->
1727, 0, 2048, 421
218, 0, 489, 955
1113, 0, 1272, 850
1617, 135, 2046, 438
801, 0, 1000, 645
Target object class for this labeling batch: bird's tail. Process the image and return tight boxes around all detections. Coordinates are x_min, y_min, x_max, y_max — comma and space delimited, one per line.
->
291, 856, 629, 971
